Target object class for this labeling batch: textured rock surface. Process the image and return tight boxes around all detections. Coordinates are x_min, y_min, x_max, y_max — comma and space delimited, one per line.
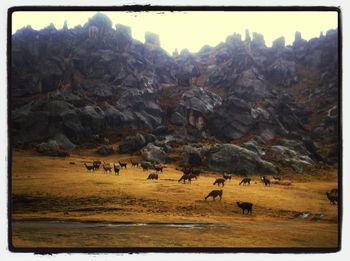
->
11, 13, 339, 170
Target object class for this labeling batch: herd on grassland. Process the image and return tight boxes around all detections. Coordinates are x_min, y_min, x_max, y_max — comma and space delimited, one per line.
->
83, 159, 338, 215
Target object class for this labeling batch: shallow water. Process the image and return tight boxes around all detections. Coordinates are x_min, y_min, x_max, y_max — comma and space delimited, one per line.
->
13, 220, 226, 229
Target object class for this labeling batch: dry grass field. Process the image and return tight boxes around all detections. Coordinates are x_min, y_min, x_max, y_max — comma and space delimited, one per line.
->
10, 149, 339, 248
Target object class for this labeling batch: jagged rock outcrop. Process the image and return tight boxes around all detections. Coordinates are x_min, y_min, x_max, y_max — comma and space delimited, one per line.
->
11, 13, 339, 170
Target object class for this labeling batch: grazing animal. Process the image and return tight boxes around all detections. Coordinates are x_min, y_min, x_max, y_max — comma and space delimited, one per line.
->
130, 159, 140, 168
154, 165, 164, 173
147, 173, 158, 180
239, 177, 251, 186
236, 202, 253, 215
205, 189, 223, 201
273, 176, 281, 181
178, 174, 196, 183
261, 176, 271, 186
84, 163, 94, 172
182, 167, 192, 175
113, 164, 120, 175
223, 173, 232, 181
119, 161, 127, 169
213, 178, 225, 187
103, 163, 112, 173
326, 190, 338, 205
141, 161, 153, 171
93, 160, 101, 170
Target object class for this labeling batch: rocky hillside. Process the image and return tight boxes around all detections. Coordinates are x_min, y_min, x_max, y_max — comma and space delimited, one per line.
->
11, 13, 339, 174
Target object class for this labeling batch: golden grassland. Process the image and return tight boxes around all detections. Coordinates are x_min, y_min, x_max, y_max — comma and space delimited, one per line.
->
11, 149, 339, 248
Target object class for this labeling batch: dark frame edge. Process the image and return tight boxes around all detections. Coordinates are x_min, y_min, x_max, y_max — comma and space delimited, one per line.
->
6, 5, 342, 254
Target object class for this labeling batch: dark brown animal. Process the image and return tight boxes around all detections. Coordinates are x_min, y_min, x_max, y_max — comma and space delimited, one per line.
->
84, 163, 94, 172
213, 178, 225, 187
223, 173, 232, 181
178, 174, 196, 183
236, 202, 253, 214
273, 176, 281, 181
205, 189, 223, 201
130, 159, 140, 167
93, 160, 101, 170
119, 161, 127, 169
261, 176, 271, 186
141, 162, 150, 171
154, 165, 164, 173
326, 189, 338, 205
147, 173, 158, 180
239, 177, 251, 185
114, 164, 120, 175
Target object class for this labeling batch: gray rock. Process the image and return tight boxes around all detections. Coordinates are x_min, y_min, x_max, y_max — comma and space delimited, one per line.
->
119, 133, 146, 153
271, 145, 313, 173
153, 125, 170, 135
141, 143, 168, 163
96, 145, 114, 155
241, 140, 265, 157
180, 87, 222, 115
170, 111, 186, 126
54, 133, 76, 151
207, 144, 277, 175
182, 145, 204, 166
36, 140, 69, 157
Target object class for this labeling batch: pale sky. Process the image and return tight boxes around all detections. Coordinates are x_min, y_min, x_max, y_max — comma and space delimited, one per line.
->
12, 11, 338, 54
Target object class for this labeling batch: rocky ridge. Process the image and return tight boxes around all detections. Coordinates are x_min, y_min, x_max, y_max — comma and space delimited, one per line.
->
11, 13, 339, 174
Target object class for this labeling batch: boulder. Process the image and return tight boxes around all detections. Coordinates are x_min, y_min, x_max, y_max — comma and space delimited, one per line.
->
54, 133, 76, 151
141, 143, 168, 163
36, 140, 69, 157
182, 145, 204, 166
241, 140, 265, 157
96, 145, 114, 155
119, 133, 146, 153
207, 144, 277, 174
271, 145, 313, 173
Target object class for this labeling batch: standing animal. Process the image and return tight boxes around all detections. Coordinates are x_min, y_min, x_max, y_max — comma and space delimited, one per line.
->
205, 189, 223, 201
113, 164, 120, 175
223, 173, 232, 181
239, 177, 251, 186
326, 189, 338, 204
236, 202, 253, 215
130, 159, 140, 168
261, 176, 271, 186
154, 165, 164, 173
93, 160, 101, 170
141, 161, 153, 171
147, 173, 158, 180
213, 178, 225, 187
84, 163, 94, 172
178, 174, 196, 184
119, 161, 127, 169
103, 163, 112, 173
